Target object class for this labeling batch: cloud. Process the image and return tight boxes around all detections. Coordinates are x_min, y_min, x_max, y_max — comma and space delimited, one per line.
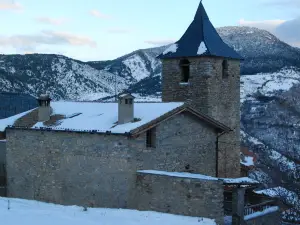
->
107, 28, 132, 34
264, 0, 300, 8
0, 30, 97, 50
0, 0, 22, 11
275, 17, 300, 47
238, 19, 286, 33
89, 9, 111, 19
238, 18, 300, 47
35, 17, 69, 25
144, 39, 175, 46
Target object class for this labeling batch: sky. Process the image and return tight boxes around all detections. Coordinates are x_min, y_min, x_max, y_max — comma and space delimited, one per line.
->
0, 0, 300, 61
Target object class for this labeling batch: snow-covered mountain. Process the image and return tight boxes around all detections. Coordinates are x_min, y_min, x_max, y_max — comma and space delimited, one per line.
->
0, 54, 127, 101
0, 26, 300, 221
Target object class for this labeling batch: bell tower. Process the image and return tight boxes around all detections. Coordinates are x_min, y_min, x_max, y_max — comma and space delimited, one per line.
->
157, 1, 242, 178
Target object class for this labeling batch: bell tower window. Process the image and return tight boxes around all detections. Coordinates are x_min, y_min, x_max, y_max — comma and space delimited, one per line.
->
222, 60, 229, 78
179, 59, 190, 83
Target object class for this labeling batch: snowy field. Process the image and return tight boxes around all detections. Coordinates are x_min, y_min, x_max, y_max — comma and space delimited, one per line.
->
0, 198, 216, 225
241, 68, 300, 102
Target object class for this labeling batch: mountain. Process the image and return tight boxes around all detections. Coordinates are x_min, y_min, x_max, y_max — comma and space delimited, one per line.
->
0, 54, 128, 101
0, 26, 300, 221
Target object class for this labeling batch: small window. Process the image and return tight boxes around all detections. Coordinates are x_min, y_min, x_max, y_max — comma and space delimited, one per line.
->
146, 128, 156, 148
129, 99, 133, 104
179, 59, 190, 83
125, 99, 128, 104
222, 60, 229, 78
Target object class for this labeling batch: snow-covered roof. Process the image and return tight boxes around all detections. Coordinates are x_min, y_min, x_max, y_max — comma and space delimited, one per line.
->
157, 2, 242, 60
137, 170, 219, 181
222, 177, 259, 184
4, 101, 231, 135
244, 206, 279, 221
0, 108, 36, 132
29, 102, 184, 134
137, 170, 259, 184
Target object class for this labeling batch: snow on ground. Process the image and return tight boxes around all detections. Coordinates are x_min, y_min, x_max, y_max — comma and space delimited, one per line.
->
132, 94, 162, 102
77, 92, 111, 101
242, 130, 297, 177
241, 68, 300, 102
123, 55, 150, 82
0, 198, 216, 225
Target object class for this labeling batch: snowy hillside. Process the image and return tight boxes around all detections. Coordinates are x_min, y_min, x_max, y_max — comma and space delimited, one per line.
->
0, 198, 216, 225
0, 54, 127, 101
1, 27, 300, 101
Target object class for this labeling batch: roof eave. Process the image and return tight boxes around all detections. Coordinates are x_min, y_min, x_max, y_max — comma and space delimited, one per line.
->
157, 53, 243, 60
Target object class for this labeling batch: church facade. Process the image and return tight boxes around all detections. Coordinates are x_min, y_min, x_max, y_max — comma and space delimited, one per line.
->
0, 1, 281, 225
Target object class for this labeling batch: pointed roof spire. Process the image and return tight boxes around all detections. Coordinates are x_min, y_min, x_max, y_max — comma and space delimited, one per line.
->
157, 1, 242, 60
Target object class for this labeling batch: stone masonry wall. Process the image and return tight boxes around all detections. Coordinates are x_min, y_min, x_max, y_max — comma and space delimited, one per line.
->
131, 172, 224, 225
0, 140, 6, 185
0, 140, 5, 165
135, 112, 218, 176
6, 112, 219, 207
161, 57, 241, 177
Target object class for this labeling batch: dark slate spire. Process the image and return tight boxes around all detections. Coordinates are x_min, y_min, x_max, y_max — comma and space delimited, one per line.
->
157, 1, 242, 60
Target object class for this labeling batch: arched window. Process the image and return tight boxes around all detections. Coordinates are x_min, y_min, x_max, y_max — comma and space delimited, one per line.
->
222, 60, 229, 78
179, 59, 190, 83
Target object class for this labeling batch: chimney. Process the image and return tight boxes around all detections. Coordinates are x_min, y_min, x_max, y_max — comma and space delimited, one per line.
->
37, 93, 52, 122
118, 93, 135, 124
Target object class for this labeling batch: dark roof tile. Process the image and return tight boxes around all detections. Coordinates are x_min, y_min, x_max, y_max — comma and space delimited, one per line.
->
157, 2, 242, 60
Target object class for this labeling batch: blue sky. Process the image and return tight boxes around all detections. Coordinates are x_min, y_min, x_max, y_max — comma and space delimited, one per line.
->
0, 0, 299, 61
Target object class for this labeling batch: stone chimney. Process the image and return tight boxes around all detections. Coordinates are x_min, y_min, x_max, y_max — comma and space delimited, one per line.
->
118, 93, 135, 124
37, 93, 52, 122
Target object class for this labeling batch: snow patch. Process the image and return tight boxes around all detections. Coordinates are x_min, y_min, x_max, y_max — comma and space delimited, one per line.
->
32, 102, 184, 134
241, 68, 300, 102
138, 170, 259, 184
123, 55, 150, 82
244, 206, 279, 220
222, 177, 259, 184
0, 109, 36, 132
163, 44, 178, 55
138, 170, 218, 181
0, 197, 217, 225
241, 156, 254, 166
197, 42, 207, 55
255, 187, 299, 206
78, 92, 111, 101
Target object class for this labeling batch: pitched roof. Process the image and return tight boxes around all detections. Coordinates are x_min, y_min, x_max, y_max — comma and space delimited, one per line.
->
2, 101, 231, 135
157, 2, 242, 60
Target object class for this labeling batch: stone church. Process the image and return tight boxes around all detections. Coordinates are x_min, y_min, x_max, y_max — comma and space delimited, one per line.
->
0, 2, 281, 225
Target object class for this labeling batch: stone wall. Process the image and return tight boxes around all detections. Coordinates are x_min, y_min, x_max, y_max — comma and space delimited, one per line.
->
6, 111, 219, 207
135, 112, 218, 176
130, 172, 224, 225
0, 140, 6, 196
161, 57, 241, 177
0, 140, 5, 165
245, 209, 281, 225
